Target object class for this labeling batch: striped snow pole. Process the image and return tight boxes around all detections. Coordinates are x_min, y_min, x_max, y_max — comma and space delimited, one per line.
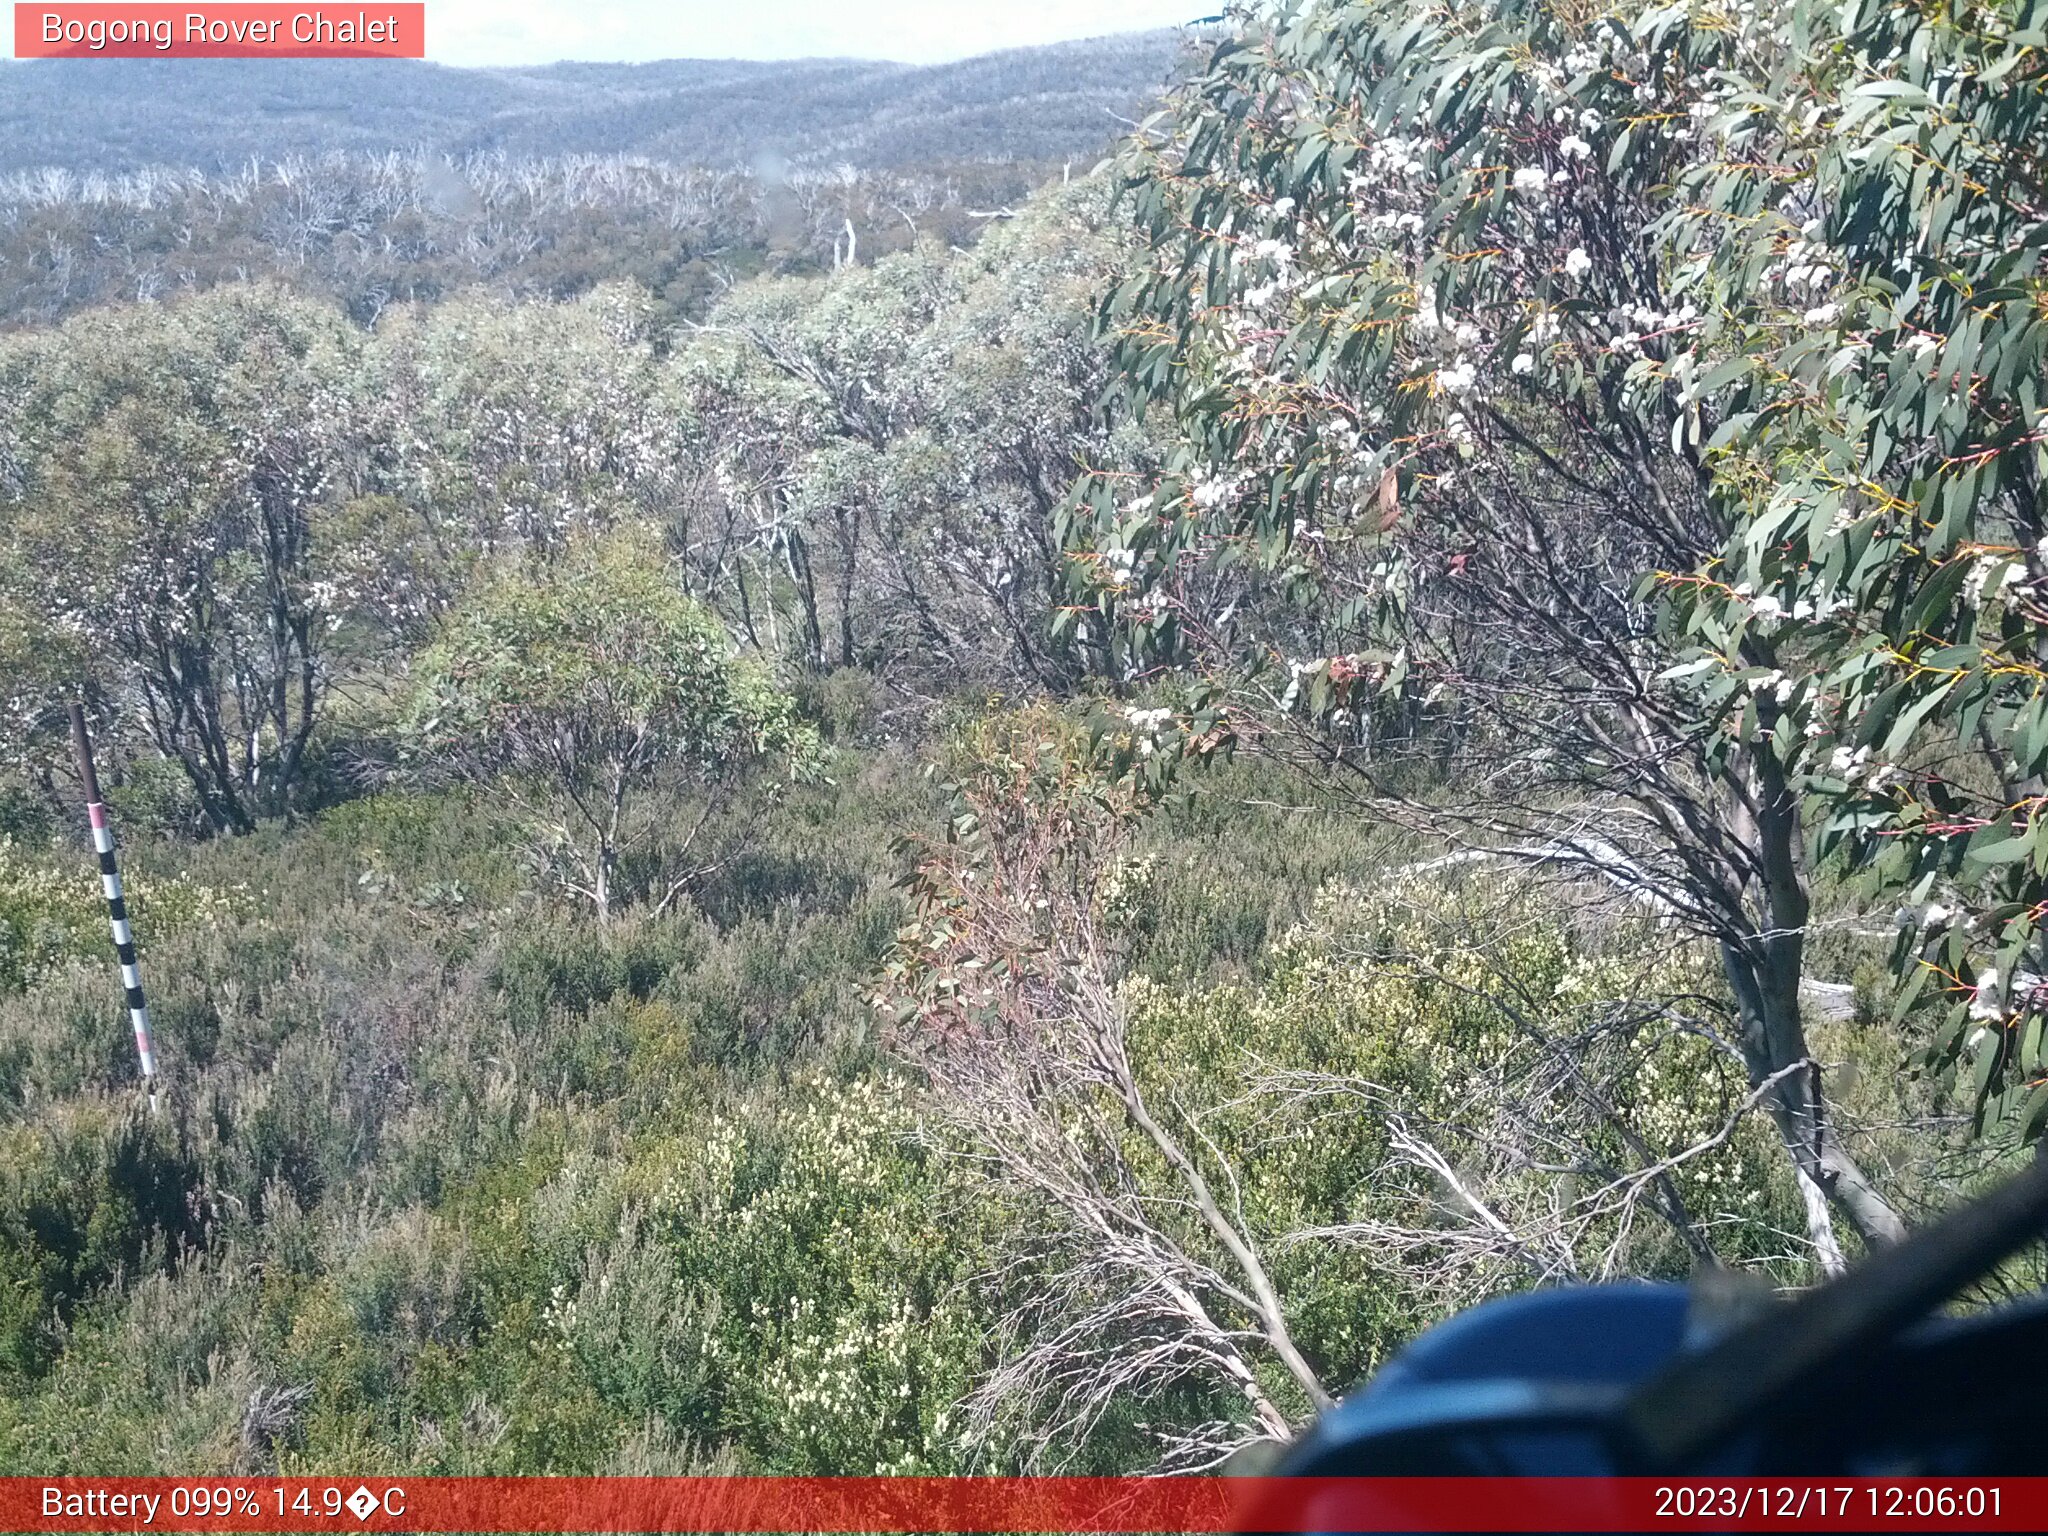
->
69, 703, 158, 1103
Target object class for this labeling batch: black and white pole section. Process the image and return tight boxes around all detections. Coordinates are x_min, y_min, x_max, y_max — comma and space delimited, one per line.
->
69, 703, 159, 1107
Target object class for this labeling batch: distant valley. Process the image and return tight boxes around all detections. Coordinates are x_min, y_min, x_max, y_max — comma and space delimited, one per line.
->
0, 32, 1187, 175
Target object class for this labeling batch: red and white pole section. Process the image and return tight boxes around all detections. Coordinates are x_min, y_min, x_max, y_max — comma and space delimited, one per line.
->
68, 703, 158, 1098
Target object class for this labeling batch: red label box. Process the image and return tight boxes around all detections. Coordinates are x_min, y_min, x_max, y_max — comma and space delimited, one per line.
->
13, 5, 425, 58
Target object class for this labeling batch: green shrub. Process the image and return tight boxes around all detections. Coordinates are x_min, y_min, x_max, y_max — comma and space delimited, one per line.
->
0, 838, 255, 996
647, 1074, 995, 1473
0, 1102, 202, 1382
104, 758, 209, 842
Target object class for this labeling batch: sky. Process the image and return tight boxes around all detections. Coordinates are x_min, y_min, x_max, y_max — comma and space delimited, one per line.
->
428, 1, 1207, 67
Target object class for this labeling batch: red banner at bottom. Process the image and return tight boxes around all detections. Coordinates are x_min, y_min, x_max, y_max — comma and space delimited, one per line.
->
3, 1477, 2041, 1533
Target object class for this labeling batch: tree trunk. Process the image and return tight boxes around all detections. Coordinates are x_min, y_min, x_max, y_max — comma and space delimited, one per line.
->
784, 527, 825, 669
1720, 940, 1906, 1267
1722, 753, 1908, 1260
836, 508, 859, 669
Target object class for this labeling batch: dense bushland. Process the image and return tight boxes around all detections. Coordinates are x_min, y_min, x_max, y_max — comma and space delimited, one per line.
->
1, 758, 945, 1470
5, 0, 2046, 1477
0, 152, 1051, 331
2, 738, 1937, 1472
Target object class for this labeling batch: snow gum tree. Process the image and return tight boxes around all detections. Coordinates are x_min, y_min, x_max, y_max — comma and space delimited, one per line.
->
0, 284, 372, 832
686, 186, 1150, 686
1652, 0, 2048, 1147
370, 283, 691, 568
1064, 0, 1910, 1263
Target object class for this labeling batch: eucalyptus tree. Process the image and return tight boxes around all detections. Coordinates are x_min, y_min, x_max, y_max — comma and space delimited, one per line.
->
1065, 0, 1905, 1259
0, 284, 373, 832
687, 250, 948, 672
370, 282, 691, 566
686, 184, 1144, 687
922, 188, 1158, 687
1656, 0, 2048, 1145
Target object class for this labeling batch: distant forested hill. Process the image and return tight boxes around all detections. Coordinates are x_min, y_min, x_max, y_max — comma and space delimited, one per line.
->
0, 31, 1185, 175
0, 30, 1194, 328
